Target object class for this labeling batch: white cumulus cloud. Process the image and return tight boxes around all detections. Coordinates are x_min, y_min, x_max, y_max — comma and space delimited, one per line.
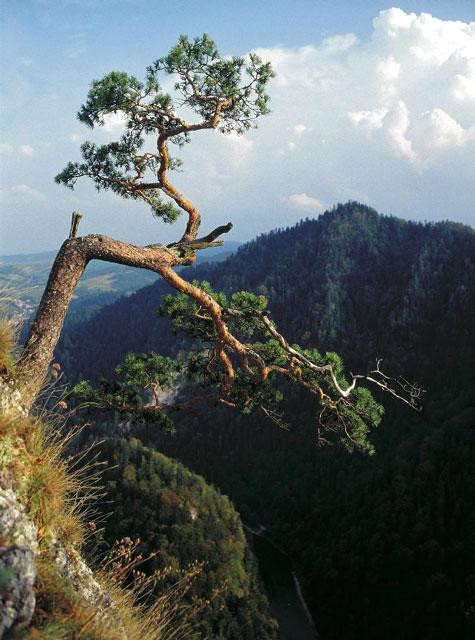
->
254, 8, 475, 166
229, 7, 475, 229
384, 100, 418, 162
1, 184, 45, 203
345, 8, 475, 164
0, 143, 35, 156
422, 108, 468, 148
348, 108, 387, 131
321, 33, 358, 55
19, 144, 34, 156
292, 124, 312, 136
175, 9, 474, 240
223, 131, 254, 168
101, 111, 128, 133
288, 193, 325, 211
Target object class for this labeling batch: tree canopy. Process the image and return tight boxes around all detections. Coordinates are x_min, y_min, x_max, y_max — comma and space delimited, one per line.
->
55, 34, 273, 235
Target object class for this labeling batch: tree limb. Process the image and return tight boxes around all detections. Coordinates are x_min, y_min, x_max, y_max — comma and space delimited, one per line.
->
15, 231, 195, 409
167, 222, 234, 253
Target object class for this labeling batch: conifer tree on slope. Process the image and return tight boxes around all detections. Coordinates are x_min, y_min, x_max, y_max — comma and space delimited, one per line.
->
15, 35, 422, 450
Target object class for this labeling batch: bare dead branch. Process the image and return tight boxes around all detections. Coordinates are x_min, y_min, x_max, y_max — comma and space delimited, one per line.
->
69, 212, 82, 239
186, 222, 234, 248
354, 359, 425, 410
167, 222, 234, 254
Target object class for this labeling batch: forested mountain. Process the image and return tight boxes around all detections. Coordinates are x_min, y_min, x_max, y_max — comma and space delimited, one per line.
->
58, 203, 475, 639
56, 202, 473, 384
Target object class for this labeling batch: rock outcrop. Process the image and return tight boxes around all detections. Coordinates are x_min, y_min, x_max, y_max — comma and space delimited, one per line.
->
0, 378, 125, 638
0, 380, 37, 638
0, 379, 27, 418
0, 489, 38, 638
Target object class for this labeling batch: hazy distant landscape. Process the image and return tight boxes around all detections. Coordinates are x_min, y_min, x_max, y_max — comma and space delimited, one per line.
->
0, 243, 240, 322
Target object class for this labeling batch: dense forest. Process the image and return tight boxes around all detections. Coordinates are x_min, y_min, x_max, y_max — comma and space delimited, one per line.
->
58, 203, 475, 639
78, 435, 278, 639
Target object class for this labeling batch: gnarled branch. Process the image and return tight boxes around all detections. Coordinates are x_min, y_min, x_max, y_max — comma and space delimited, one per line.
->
15, 227, 199, 409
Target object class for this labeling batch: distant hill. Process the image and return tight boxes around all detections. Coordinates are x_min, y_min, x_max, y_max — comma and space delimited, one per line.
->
0, 249, 58, 264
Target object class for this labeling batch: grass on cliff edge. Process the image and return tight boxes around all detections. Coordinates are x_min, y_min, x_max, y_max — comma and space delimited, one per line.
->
0, 319, 199, 640
0, 313, 19, 374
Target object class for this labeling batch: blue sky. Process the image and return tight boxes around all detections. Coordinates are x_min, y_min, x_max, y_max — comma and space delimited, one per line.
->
1, 1, 474, 253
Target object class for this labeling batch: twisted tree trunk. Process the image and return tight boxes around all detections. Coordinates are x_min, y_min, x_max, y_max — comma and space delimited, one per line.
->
16, 209, 235, 412
15, 230, 198, 410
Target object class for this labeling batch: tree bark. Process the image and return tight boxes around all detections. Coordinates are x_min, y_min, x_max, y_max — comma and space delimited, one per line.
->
15, 234, 188, 410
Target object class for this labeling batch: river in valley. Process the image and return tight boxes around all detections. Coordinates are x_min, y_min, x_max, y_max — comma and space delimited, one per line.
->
251, 531, 318, 640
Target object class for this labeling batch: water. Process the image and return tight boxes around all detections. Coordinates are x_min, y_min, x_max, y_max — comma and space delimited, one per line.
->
252, 533, 318, 640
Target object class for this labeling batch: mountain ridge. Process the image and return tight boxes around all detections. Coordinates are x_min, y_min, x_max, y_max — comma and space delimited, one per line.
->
56, 201, 475, 639
56, 202, 474, 383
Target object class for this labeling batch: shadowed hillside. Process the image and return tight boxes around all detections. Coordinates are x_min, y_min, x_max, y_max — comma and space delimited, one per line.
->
56, 202, 475, 639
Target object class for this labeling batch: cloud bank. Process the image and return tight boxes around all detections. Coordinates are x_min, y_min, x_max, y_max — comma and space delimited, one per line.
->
179, 8, 474, 237
257, 8, 475, 167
